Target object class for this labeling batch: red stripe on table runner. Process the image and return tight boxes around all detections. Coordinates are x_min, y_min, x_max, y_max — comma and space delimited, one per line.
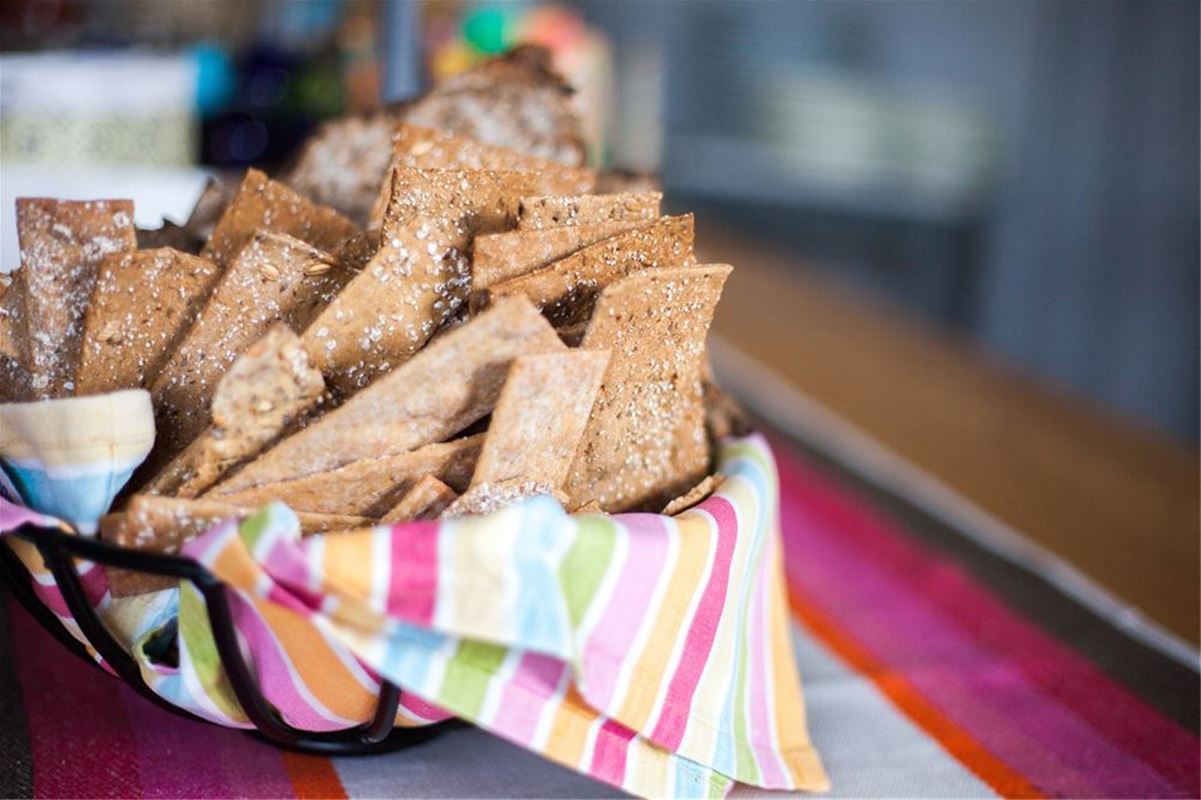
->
8, 595, 143, 798
775, 444, 1201, 795
282, 751, 349, 800
787, 585, 1044, 798
774, 443, 1199, 797
649, 497, 739, 751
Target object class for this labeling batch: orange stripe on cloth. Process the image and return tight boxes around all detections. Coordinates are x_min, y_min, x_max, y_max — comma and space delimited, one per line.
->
787, 585, 1044, 799
281, 751, 348, 800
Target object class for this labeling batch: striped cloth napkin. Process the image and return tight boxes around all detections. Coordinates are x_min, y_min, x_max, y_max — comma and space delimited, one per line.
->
0, 391, 828, 799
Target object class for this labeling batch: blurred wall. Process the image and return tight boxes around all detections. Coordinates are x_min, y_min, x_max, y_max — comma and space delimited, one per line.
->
579, 0, 1199, 441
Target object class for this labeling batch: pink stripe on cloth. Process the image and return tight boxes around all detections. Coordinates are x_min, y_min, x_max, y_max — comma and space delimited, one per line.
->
775, 447, 1195, 798
746, 542, 786, 787
580, 514, 671, 712
226, 593, 351, 732
384, 521, 440, 625
589, 718, 639, 787
490, 652, 568, 742
649, 497, 739, 751
0, 499, 64, 533
398, 691, 454, 723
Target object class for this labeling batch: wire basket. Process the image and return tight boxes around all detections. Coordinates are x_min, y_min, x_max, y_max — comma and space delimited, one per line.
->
0, 521, 446, 755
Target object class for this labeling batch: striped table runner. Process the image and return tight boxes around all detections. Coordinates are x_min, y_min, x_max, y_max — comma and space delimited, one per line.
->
1, 431, 1197, 798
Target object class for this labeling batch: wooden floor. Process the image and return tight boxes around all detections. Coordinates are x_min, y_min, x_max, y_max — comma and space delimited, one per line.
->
699, 227, 1200, 645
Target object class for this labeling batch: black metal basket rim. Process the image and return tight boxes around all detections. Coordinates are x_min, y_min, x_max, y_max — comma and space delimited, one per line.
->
0, 522, 444, 755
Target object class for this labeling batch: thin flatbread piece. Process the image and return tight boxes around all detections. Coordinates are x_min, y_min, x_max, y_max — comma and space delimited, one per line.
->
219, 296, 563, 492
478, 214, 695, 325
470, 351, 609, 490
471, 218, 645, 292
147, 325, 325, 498
76, 248, 223, 394
381, 475, 458, 522
150, 232, 345, 462
209, 434, 483, 517
380, 167, 593, 244
201, 168, 360, 267
14, 198, 137, 396
366, 124, 595, 225
564, 264, 732, 512
516, 192, 661, 230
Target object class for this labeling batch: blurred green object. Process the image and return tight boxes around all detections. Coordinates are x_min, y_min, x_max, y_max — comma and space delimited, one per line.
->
463, 6, 515, 55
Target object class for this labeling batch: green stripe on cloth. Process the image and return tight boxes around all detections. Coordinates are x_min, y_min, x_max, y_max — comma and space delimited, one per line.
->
558, 515, 617, 628
437, 640, 509, 718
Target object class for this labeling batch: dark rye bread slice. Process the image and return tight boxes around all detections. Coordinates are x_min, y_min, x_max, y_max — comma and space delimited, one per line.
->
149, 232, 347, 465
380, 475, 458, 522
286, 109, 406, 224
564, 265, 732, 512
209, 434, 483, 517
146, 325, 325, 499
516, 192, 661, 230
476, 214, 696, 326
102, 495, 369, 596
403, 45, 586, 168
76, 248, 224, 395
218, 296, 563, 492
201, 168, 360, 267
14, 198, 137, 397
471, 218, 647, 292
366, 124, 596, 226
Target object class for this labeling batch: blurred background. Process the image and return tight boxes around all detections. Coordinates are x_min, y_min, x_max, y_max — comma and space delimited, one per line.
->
2, 0, 1198, 443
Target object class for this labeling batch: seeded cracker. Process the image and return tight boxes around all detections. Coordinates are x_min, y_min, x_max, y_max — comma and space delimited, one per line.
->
470, 351, 609, 490
286, 110, 405, 224
661, 474, 725, 516
381, 475, 458, 522
218, 296, 563, 491
471, 218, 647, 292
516, 192, 661, 230
201, 168, 360, 267
403, 45, 586, 167
441, 480, 568, 518
102, 495, 370, 596
209, 434, 483, 517
147, 325, 325, 498
149, 231, 347, 465
478, 214, 696, 325
366, 124, 596, 225
76, 248, 224, 394
0, 279, 31, 401
302, 214, 468, 397
564, 264, 732, 512
14, 198, 137, 397
380, 168, 594, 244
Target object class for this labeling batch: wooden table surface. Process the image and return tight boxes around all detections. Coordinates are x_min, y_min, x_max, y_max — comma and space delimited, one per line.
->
698, 226, 1200, 645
